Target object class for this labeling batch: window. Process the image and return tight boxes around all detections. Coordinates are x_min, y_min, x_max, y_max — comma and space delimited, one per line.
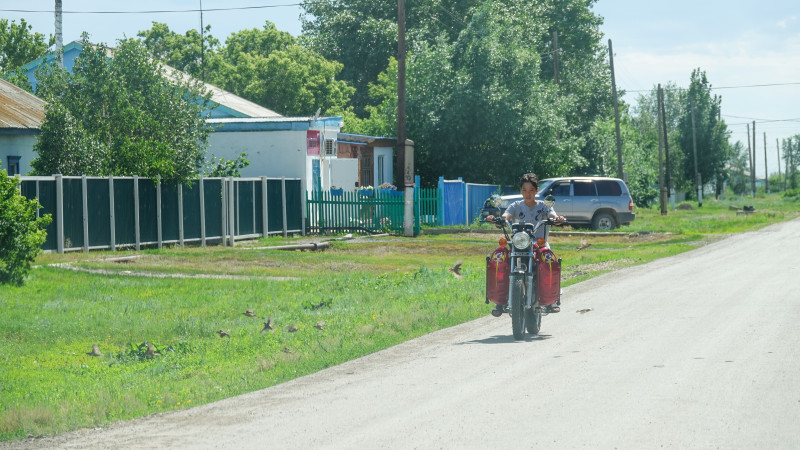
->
323, 139, 336, 156
549, 182, 570, 197
596, 180, 622, 196
6, 156, 20, 176
573, 181, 596, 196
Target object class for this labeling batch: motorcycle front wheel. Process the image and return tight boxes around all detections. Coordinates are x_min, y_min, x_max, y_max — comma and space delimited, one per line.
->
510, 276, 526, 340
525, 308, 541, 335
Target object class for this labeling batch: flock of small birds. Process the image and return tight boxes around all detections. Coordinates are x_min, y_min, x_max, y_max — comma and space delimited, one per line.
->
87, 308, 326, 358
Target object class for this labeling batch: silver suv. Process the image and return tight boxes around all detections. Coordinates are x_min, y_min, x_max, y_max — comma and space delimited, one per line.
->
536, 177, 635, 230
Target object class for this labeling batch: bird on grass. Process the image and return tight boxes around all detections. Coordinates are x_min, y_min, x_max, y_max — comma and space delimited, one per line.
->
217, 329, 231, 338
314, 321, 325, 331
242, 309, 257, 318
87, 344, 103, 357
145, 342, 161, 357
576, 238, 591, 251
261, 317, 275, 334
449, 260, 464, 279
282, 347, 294, 354
576, 308, 593, 314
286, 324, 298, 333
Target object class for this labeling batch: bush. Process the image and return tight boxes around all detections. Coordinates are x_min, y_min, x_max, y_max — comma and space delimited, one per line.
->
0, 168, 51, 285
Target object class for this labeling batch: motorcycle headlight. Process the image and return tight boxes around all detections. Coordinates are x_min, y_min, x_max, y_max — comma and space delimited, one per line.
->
511, 232, 531, 250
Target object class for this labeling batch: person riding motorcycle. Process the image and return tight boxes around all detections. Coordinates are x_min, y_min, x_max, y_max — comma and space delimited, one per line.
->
485, 173, 566, 313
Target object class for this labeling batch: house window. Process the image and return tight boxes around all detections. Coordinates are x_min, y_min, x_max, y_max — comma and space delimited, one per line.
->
6, 156, 20, 176
377, 155, 385, 185
323, 139, 336, 156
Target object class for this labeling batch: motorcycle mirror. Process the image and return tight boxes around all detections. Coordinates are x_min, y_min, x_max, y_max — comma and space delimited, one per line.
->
489, 194, 502, 208
544, 195, 556, 208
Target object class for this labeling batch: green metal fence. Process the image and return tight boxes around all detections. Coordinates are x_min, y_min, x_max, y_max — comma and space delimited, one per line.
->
18, 175, 303, 253
417, 187, 440, 225
307, 188, 429, 234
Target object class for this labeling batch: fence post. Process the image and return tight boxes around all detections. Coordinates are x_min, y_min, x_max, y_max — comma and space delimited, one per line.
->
156, 176, 163, 249
228, 177, 236, 246
55, 174, 64, 254
220, 178, 227, 246
437, 176, 444, 226
178, 182, 184, 247
109, 175, 116, 251
82, 175, 89, 252
133, 175, 140, 251
261, 176, 268, 237
199, 175, 206, 247
281, 177, 288, 237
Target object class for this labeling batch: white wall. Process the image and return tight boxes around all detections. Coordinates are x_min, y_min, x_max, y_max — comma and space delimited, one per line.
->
374, 146, 394, 186
207, 129, 307, 180
0, 135, 38, 175
329, 158, 359, 190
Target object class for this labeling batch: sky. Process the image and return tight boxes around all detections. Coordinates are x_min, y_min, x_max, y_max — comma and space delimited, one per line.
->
2, 0, 798, 177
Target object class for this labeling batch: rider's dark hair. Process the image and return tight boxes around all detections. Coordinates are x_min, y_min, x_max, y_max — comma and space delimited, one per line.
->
520, 173, 538, 189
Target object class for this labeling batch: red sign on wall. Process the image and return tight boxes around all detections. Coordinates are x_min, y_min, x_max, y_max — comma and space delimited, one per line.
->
307, 130, 320, 155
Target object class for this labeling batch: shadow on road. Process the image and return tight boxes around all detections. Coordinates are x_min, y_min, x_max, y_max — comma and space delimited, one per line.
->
458, 334, 553, 345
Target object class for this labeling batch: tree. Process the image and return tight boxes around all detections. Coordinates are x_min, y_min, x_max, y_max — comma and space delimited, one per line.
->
726, 141, 750, 195
677, 69, 731, 198
0, 18, 54, 74
137, 22, 221, 80
31, 35, 214, 182
0, 165, 51, 286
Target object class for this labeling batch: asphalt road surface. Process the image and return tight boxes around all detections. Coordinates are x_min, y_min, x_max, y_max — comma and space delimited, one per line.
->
8, 219, 800, 449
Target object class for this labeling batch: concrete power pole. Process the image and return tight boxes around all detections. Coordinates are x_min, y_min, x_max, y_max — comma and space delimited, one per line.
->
763, 132, 769, 193
398, 0, 414, 237
776, 138, 783, 192
690, 101, 701, 206
55, 0, 63, 67
657, 85, 666, 215
751, 121, 757, 195
608, 39, 624, 181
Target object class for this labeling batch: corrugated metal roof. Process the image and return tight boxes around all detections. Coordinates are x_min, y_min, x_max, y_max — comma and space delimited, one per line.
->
0, 78, 46, 130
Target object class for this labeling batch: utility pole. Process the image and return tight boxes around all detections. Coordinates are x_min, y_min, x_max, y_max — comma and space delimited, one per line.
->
763, 132, 769, 193
776, 138, 782, 192
54, 0, 63, 67
199, 0, 205, 82
659, 85, 672, 209
552, 31, 559, 85
398, 0, 414, 237
657, 85, 666, 215
751, 121, 757, 195
608, 39, 623, 180
690, 100, 701, 206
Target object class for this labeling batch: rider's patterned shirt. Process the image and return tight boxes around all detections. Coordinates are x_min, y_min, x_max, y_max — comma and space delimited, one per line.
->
504, 200, 556, 240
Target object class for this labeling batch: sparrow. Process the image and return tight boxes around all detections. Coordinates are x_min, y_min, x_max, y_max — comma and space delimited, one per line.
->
286, 324, 298, 333
242, 309, 257, 318
449, 260, 464, 279
145, 342, 161, 357
87, 344, 103, 357
282, 347, 294, 354
576, 308, 593, 314
576, 238, 591, 251
217, 329, 231, 338
260, 317, 275, 334
314, 321, 325, 330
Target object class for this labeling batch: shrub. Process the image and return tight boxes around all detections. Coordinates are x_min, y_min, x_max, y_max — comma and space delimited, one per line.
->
0, 167, 51, 285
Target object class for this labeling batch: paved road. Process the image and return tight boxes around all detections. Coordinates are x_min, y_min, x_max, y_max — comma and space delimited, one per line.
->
11, 219, 800, 449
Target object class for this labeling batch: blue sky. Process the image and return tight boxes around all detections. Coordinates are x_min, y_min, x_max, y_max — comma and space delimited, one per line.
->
3, 0, 798, 176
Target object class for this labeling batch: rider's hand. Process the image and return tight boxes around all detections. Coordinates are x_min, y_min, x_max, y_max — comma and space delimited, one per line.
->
554, 215, 566, 224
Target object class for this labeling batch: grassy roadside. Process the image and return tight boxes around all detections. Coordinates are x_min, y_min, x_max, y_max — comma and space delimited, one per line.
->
1, 193, 797, 441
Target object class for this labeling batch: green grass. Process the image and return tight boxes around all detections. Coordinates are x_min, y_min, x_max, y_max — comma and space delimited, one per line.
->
0, 192, 797, 441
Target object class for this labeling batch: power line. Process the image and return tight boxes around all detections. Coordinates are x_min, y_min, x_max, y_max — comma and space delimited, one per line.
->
625, 81, 800, 93
0, 3, 304, 14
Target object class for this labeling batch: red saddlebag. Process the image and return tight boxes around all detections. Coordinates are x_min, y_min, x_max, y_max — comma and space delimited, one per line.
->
486, 246, 510, 306
536, 249, 561, 306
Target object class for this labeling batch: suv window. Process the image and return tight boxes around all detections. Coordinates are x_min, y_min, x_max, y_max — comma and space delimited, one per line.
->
596, 180, 622, 196
573, 181, 596, 196
549, 182, 570, 196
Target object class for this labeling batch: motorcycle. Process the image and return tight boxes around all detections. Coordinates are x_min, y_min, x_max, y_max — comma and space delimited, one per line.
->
483, 195, 564, 340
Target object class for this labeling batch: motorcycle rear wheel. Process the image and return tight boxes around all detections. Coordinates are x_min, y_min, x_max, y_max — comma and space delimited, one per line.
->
510, 277, 526, 340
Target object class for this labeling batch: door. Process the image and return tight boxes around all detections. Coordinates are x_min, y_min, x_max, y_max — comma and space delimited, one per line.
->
544, 180, 572, 217
571, 180, 598, 222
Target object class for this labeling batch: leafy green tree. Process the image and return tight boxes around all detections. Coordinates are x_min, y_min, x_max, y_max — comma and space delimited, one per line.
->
137, 22, 221, 80
0, 165, 51, 286
726, 141, 750, 195
0, 18, 54, 74
677, 69, 731, 198
31, 35, 214, 182
783, 136, 800, 190
205, 152, 250, 177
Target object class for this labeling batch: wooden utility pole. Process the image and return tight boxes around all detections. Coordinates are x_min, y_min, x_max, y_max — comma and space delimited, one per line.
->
398, 0, 414, 237
659, 85, 672, 207
690, 100, 701, 206
552, 31, 559, 85
55, 0, 63, 67
608, 39, 624, 180
763, 132, 769, 193
751, 121, 757, 195
776, 138, 782, 192
657, 85, 666, 215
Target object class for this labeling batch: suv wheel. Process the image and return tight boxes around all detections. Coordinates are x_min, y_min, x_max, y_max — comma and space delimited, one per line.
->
592, 212, 616, 230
